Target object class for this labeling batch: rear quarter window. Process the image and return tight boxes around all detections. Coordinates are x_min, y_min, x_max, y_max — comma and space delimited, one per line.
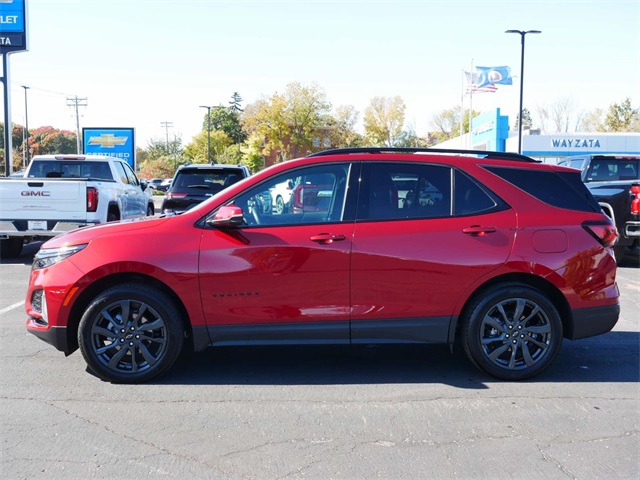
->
485, 166, 601, 213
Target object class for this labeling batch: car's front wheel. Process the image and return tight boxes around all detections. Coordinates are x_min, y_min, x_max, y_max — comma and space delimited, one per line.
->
78, 283, 184, 383
462, 284, 562, 380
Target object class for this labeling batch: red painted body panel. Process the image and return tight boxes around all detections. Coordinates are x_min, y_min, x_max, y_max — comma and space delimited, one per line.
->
351, 208, 517, 320
199, 223, 353, 325
24, 152, 619, 360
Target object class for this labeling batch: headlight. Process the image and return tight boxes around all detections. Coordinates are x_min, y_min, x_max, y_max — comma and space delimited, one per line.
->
32, 244, 88, 270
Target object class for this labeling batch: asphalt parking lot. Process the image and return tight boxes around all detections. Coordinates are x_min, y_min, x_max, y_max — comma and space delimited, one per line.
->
0, 244, 638, 479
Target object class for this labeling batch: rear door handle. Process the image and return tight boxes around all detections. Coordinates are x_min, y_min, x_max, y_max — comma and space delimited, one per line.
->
463, 225, 497, 236
310, 233, 346, 244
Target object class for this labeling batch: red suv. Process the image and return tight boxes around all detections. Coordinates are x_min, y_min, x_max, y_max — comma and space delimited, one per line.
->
25, 148, 620, 383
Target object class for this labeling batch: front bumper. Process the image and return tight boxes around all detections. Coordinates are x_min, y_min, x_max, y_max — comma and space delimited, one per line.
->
568, 303, 620, 340
27, 319, 70, 353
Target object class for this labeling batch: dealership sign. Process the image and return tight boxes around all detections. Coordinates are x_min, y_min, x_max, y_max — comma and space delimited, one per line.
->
0, 0, 27, 53
83, 128, 136, 169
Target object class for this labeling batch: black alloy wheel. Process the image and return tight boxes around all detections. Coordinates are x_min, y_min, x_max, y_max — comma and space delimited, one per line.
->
78, 284, 184, 383
462, 284, 563, 380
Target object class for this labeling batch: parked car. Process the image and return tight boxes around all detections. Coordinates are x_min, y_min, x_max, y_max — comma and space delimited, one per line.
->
159, 178, 172, 192
25, 147, 620, 383
270, 179, 295, 214
0, 154, 154, 258
148, 178, 165, 191
161, 164, 251, 214
559, 154, 640, 263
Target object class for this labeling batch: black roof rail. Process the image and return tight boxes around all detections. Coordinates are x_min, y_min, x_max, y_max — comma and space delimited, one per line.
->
307, 147, 539, 163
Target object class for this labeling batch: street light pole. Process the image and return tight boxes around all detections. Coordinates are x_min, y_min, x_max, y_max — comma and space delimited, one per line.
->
199, 105, 213, 163
506, 29, 541, 154
21, 85, 30, 167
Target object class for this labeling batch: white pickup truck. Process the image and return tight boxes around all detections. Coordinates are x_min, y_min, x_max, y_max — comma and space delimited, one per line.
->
0, 154, 155, 258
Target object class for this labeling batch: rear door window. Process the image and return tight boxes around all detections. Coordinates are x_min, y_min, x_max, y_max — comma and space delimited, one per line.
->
357, 163, 504, 221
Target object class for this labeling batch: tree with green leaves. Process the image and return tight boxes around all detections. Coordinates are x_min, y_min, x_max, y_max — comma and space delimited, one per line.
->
184, 130, 234, 163
145, 135, 183, 160
283, 82, 331, 158
604, 97, 639, 132
243, 83, 331, 162
242, 96, 289, 163
229, 92, 243, 113
514, 107, 533, 129
327, 105, 363, 148
204, 105, 246, 145
363, 96, 406, 147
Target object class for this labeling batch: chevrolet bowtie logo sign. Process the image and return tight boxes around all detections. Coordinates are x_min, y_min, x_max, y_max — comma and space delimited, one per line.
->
87, 134, 128, 148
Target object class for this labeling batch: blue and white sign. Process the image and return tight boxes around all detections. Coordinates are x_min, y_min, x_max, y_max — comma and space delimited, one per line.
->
471, 108, 509, 151
83, 127, 136, 170
0, 0, 28, 52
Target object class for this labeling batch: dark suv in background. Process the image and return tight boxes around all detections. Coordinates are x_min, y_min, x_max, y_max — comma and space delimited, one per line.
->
162, 164, 251, 214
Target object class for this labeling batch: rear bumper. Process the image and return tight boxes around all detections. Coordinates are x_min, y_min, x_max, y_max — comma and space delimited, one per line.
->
0, 220, 98, 238
624, 221, 640, 238
568, 303, 620, 340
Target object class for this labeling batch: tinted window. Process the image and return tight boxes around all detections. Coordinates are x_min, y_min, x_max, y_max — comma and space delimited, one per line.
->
358, 163, 451, 220
173, 168, 244, 195
585, 158, 640, 182
230, 164, 351, 227
28, 160, 113, 180
453, 170, 500, 215
486, 166, 601, 213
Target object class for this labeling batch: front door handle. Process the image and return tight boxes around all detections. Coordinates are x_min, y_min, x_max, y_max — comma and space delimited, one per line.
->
310, 233, 346, 244
463, 225, 497, 236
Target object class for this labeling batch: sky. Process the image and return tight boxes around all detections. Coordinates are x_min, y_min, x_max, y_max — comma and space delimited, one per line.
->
2, 0, 639, 149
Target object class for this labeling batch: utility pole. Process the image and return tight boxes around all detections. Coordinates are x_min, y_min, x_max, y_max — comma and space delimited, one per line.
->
66, 95, 88, 153
160, 121, 174, 169
22, 85, 30, 167
199, 106, 213, 163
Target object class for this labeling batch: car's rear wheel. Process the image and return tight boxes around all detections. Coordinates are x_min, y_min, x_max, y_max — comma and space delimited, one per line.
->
78, 283, 184, 383
462, 284, 562, 380
275, 195, 285, 215
147, 203, 155, 216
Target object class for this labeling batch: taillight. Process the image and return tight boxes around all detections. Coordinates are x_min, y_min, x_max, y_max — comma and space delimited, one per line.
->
631, 185, 640, 215
166, 193, 187, 200
582, 220, 618, 248
86, 187, 98, 212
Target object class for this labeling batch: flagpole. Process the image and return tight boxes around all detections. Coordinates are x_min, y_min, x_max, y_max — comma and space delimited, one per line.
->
469, 59, 474, 149
460, 68, 464, 143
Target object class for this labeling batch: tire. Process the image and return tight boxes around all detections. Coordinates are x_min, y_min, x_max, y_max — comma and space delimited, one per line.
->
275, 195, 285, 215
0, 238, 23, 259
78, 283, 184, 383
147, 203, 155, 216
107, 211, 119, 222
461, 284, 562, 380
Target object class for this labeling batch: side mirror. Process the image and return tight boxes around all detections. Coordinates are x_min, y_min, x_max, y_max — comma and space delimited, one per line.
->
140, 178, 148, 190
207, 205, 244, 228
287, 179, 294, 189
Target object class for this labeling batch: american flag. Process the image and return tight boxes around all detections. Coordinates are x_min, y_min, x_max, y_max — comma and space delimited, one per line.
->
464, 71, 498, 94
